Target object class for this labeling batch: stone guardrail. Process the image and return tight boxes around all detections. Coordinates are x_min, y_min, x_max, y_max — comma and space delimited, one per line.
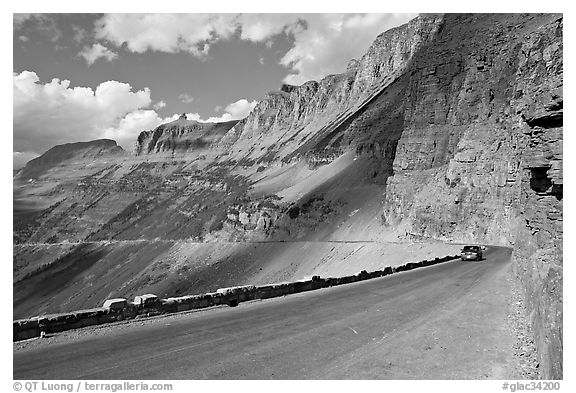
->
13, 254, 460, 341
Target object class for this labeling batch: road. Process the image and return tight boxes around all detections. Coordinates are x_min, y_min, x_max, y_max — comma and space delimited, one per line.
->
14, 246, 515, 379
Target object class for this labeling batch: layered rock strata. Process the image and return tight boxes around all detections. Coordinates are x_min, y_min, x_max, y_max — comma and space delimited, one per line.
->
378, 14, 563, 378
135, 114, 238, 155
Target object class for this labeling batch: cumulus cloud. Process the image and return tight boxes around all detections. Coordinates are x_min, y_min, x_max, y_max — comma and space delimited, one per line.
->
178, 93, 195, 104
103, 110, 173, 148
95, 14, 238, 56
278, 14, 417, 84
13, 70, 154, 155
93, 14, 302, 57
93, 13, 415, 84
199, 99, 258, 123
13, 70, 258, 167
79, 43, 118, 66
223, 99, 258, 119
153, 100, 167, 110
236, 14, 305, 42
167, 98, 258, 124
14, 14, 62, 43
234, 14, 416, 84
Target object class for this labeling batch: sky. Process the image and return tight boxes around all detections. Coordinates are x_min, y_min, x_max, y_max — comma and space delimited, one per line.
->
13, 13, 416, 168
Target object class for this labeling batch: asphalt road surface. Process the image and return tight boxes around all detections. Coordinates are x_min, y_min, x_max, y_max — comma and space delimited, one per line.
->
14, 246, 515, 379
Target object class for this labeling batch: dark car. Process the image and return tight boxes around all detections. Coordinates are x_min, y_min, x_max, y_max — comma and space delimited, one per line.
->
461, 245, 483, 261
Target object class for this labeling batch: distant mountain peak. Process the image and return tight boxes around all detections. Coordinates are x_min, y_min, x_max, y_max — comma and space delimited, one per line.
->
134, 118, 239, 155
17, 139, 125, 180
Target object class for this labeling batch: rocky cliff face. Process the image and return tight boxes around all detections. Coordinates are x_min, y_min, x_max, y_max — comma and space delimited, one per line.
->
508, 17, 563, 379
378, 14, 563, 378
217, 14, 444, 165
135, 114, 238, 155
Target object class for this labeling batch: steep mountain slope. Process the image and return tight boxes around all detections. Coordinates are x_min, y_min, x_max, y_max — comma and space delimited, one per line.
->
14, 140, 126, 244
218, 14, 444, 166
13, 13, 562, 378
18, 139, 124, 180
378, 14, 563, 378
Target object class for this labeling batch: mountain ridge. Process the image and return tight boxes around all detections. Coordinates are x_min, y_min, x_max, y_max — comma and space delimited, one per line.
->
134, 114, 239, 155
17, 139, 124, 180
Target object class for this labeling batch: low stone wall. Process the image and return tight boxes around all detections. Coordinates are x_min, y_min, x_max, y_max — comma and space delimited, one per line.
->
13, 254, 459, 341
13, 306, 136, 341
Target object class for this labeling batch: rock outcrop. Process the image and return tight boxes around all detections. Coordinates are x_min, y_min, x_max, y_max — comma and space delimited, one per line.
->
378, 14, 563, 378
135, 115, 238, 155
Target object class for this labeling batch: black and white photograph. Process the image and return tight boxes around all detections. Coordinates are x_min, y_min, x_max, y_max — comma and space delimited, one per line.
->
10, 2, 564, 387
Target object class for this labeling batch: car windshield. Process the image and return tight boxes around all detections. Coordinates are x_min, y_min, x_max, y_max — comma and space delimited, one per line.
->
462, 246, 479, 252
